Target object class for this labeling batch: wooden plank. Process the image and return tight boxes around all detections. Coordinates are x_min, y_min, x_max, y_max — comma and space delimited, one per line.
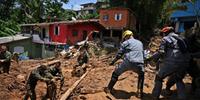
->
60, 69, 92, 100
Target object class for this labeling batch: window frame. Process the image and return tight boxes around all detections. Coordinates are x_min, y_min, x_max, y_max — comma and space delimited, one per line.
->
114, 13, 122, 21
103, 14, 109, 21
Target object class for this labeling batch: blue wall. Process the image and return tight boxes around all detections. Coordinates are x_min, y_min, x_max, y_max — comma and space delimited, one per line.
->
170, 0, 200, 32
171, 0, 200, 18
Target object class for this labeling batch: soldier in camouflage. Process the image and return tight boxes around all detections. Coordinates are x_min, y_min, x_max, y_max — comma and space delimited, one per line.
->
24, 65, 52, 100
45, 61, 64, 99
0, 45, 12, 74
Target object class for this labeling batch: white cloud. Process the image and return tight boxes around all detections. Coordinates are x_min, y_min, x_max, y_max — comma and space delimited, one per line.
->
73, 4, 82, 10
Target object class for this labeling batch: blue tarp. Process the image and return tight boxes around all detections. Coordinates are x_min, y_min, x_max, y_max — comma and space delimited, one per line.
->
178, 23, 185, 33
19, 52, 29, 60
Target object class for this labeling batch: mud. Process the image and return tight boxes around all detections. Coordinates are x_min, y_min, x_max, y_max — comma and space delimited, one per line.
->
0, 52, 199, 100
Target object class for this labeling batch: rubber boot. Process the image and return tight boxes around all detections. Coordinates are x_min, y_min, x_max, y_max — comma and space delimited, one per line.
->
104, 73, 118, 94
165, 75, 176, 95
137, 72, 144, 98
176, 81, 186, 100
152, 75, 163, 100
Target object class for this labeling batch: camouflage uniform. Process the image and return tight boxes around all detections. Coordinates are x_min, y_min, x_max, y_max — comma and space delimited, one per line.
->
24, 65, 52, 100
77, 50, 89, 66
0, 50, 12, 74
45, 63, 64, 99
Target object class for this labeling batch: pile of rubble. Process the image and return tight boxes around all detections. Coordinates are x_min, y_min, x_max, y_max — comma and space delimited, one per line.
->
148, 35, 162, 54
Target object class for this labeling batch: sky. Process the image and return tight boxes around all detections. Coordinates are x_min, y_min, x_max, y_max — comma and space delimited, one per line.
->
62, 0, 97, 10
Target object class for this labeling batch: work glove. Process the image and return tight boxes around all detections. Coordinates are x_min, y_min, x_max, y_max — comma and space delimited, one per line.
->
109, 56, 119, 66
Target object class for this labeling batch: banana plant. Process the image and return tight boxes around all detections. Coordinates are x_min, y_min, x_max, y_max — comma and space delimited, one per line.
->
0, 19, 20, 37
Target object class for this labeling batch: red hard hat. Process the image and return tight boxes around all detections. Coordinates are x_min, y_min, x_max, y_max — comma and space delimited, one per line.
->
161, 27, 174, 33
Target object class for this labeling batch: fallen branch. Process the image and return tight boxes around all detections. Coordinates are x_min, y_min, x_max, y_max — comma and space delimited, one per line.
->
60, 68, 92, 100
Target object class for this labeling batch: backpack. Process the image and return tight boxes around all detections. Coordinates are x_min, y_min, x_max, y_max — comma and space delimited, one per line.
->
172, 36, 188, 53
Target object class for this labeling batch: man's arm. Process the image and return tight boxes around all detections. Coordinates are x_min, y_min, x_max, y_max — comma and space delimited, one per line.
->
0, 51, 12, 62
58, 71, 64, 90
33, 70, 51, 82
44, 69, 54, 79
52, 67, 64, 90
110, 42, 127, 65
147, 38, 167, 61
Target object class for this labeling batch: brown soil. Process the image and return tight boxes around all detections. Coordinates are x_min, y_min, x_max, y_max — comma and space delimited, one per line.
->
0, 54, 200, 100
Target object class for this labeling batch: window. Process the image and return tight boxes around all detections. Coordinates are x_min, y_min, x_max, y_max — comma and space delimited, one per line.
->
72, 29, 78, 37
114, 13, 122, 21
82, 30, 87, 40
54, 25, 60, 35
103, 15, 109, 21
89, 10, 93, 14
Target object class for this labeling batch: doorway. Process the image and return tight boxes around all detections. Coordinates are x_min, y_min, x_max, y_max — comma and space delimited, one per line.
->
82, 30, 88, 40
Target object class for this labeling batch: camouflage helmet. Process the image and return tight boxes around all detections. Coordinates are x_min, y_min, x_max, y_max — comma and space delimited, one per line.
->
38, 65, 48, 71
55, 61, 61, 68
0, 45, 7, 52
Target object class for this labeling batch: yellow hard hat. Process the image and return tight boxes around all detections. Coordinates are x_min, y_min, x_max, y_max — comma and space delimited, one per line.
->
122, 30, 133, 39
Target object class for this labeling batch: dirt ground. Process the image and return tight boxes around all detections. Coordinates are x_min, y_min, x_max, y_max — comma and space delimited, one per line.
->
0, 54, 200, 100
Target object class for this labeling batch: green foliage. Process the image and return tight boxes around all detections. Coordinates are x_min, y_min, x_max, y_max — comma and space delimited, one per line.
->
79, 13, 99, 20
0, 0, 70, 37
17, 0, 68, 23
160, 0, 194, 26
0, 0, 20, 37
0, 20, 20, 37
61, 9, 77, 20
0, 0, 16, 20
110, 0, 164, 37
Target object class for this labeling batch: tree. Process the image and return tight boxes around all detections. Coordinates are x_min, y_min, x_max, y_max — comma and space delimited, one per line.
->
110, 0, 164, 37
0, 0, 16, 20
0, 19, 20, 37
0, 0, 20, 37
0, 0, 70, 37
17, 0, 69, 23
160, 0, 196, 26
78, 13, 99, 20
61, 9, 77, 21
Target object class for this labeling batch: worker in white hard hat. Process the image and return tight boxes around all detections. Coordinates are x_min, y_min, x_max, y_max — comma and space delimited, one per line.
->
104, 30, 145, 98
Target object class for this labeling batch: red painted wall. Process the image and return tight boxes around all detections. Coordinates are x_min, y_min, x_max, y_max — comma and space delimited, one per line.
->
49, 23, 99, 45
49, 24, 67, 43
99, 7, 136, 30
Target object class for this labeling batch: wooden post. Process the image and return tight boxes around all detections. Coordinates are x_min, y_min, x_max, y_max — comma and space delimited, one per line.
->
110, 29, 113, 38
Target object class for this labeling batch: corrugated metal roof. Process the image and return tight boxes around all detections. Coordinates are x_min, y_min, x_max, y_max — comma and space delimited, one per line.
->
20, 19, 99, 27
80, 3, 95, 6
0, 34, 30, 44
